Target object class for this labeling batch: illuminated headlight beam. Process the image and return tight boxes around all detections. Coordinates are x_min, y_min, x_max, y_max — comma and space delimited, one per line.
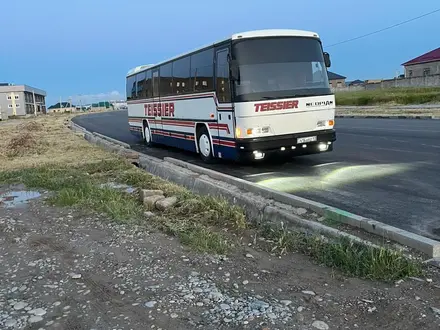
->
257, 163, 415, 193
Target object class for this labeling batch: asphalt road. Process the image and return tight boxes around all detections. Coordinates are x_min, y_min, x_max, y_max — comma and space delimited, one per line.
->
73, 111, 440, 240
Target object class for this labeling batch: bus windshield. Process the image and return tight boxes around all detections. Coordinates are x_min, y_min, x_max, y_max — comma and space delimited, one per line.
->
231, 36, 331, 102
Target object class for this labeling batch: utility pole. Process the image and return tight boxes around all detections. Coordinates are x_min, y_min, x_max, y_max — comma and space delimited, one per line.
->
11, 92, 17, 116
33, 90, 37, 116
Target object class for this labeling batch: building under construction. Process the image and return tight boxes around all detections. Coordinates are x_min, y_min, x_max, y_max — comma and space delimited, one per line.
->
0, 83, 47, 119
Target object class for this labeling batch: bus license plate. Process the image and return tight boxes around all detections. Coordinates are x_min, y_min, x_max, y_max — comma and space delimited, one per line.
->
297, 136, 317, 144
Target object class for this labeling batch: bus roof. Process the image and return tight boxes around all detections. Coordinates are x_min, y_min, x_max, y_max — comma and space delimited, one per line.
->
126, 64, 154, 77
126, 29, 320, 77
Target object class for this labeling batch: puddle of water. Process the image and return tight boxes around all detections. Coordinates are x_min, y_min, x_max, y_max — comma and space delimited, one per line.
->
99, 182, 137, 194
0, 190, 42, 208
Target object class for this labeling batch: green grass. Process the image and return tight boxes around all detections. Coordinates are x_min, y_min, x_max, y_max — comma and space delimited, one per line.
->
335, 87, 440, 106
0, 159, 243, 254
178, 225, 230, 254
261, 223, 423, 282
0, 164, 143, 222
49, 184, 141, 220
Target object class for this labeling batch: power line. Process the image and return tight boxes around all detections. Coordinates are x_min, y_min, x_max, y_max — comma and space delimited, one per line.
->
326, 8, 440, 48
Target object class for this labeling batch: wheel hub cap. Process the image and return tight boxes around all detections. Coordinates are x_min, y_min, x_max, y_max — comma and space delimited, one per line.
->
199, 134, 210, 157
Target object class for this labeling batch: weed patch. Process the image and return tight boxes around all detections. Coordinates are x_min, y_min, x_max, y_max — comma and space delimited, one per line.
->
260, 223, 423, 281
167, 196, 247, 231
175, 224, 230, 254
335, 87, 440, 106
49, 185, 141, 221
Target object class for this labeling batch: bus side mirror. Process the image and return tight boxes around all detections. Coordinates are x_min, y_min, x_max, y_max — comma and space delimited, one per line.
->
229, 60, 240, 81
230, 66, 239, 81
324, 52, 331, 68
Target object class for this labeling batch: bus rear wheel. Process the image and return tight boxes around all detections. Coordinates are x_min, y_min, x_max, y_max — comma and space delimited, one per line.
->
143, 123, 153, 147
197, 126, 214, 163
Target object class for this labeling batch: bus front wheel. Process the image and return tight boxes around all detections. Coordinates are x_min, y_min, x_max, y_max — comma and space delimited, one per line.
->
143, 123, 153, 147
197, 126, 214, 163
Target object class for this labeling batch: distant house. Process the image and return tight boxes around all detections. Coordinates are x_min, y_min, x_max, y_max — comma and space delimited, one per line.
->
402, 47, 440, 78
48, 102, 73, 109
0, 84, 47, 117
348, 79, 365, 86
327, 71, 346, 88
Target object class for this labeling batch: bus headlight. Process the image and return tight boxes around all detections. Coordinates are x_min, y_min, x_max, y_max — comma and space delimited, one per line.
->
318, 143, 329, 151
253, 150, 265, 160
317, 120, 335, 128
246, 126, 270, 136
235, 127, 242, 138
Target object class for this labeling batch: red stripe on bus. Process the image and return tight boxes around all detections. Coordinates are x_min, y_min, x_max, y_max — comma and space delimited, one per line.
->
208, 123, 230, 134
127, 92, 234, 112
212, 139, 236, 147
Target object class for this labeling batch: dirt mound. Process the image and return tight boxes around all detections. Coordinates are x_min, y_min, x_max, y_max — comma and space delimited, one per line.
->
6, 132, 37, 157
17, 121, 44, 132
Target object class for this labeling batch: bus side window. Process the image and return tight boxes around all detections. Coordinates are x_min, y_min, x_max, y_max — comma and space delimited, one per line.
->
126, 75, 136, 100
145, 70, 153, 99
136, 71, 146, 99
172, 57, 191, 94
190, 48, 214, 93
160, 63, 173, 97
216, 49, 231, 103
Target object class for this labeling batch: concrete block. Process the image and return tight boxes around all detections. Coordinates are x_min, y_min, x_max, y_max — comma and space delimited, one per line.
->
156, 196, 178, 211
141, 189, 164, 199
143, 195, 165, 208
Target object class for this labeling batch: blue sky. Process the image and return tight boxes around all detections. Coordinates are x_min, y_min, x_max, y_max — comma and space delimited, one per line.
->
1, 0, 439, 106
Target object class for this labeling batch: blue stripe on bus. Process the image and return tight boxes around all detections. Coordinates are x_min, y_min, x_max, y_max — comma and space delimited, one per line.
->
154, 134, 197, 153
213, 144, 238, 160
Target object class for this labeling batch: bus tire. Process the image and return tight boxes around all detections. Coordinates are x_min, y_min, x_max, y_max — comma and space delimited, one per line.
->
143, 122, 153, 147
197, 126, 214, 163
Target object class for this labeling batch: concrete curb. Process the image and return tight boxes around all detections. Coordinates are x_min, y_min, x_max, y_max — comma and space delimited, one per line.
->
336, 115, 440, 120
164, 157, 440, 258
69, 123, 440, 258
69, 121, 87, 133
92, 132, 131, 149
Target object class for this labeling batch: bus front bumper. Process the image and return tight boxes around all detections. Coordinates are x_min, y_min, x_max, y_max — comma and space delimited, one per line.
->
235, 129, 336, 160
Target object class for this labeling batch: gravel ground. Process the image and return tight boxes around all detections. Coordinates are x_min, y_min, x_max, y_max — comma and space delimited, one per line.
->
1, 185, 440, 330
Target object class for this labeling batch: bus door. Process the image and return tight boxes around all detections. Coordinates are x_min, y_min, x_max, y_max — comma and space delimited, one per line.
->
151, 68, 162, 141
215, 46, 234, 156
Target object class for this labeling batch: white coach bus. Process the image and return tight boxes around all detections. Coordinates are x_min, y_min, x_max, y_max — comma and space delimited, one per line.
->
126, 29, 336, 163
